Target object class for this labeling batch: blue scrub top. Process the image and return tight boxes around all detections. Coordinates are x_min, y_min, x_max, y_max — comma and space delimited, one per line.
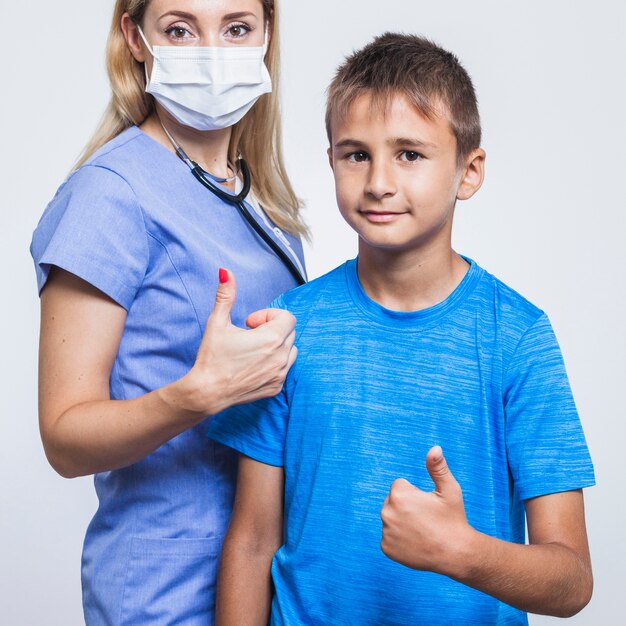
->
30, 126, 305, 626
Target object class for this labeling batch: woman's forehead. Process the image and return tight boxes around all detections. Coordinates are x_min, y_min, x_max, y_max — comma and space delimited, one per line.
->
145, 0, 266, 20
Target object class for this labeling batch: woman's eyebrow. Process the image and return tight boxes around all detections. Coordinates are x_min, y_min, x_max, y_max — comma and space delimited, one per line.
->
158, 11, 198, 21
157, 11, 259, 25
222, 11, 258, 21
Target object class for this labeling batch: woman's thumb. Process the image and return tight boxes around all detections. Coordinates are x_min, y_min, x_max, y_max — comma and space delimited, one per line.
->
209, 268, 236, 326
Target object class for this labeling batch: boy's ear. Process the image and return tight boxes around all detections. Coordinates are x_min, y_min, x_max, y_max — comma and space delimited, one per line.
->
327, 147, 334, 171
457, 148, 486, 201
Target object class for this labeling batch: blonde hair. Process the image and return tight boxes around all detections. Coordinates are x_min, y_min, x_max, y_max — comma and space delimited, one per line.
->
76, 0, 307, 237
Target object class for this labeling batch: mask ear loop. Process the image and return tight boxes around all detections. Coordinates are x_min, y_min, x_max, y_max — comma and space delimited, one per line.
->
135, 24, 156, 87
263, 24, 270, 55
135, 24, 155, 56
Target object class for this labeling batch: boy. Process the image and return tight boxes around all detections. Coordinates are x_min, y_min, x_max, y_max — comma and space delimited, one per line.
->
209, 33, 594, 625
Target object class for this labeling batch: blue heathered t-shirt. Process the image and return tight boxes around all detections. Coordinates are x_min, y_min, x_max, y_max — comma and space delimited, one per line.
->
209, 257, 595, 626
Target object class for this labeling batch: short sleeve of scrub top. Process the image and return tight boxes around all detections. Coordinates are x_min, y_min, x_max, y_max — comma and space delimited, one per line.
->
32, 164, 149, 309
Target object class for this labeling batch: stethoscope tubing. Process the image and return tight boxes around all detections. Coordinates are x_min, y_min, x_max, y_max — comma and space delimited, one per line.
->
159, 117, 306, 287
191, 160, 306, 286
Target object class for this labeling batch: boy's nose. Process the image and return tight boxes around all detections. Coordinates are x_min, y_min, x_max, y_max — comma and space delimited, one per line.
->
364, 161, 397, 200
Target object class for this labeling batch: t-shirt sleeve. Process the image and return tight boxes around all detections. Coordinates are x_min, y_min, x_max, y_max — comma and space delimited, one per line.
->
30, 164, 149, 310
504, 313, 595, 500
208, 295, 290, 467
208, 390, 289, 467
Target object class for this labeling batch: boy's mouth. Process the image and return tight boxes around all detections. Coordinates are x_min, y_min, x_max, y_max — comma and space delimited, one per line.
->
359, 210, 407, 223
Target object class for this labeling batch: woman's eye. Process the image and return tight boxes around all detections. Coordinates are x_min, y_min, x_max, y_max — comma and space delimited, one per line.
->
226, 23, 251, 39
164, 25, 192, 41
348, 151, 369, 163
400, 151, 422, 162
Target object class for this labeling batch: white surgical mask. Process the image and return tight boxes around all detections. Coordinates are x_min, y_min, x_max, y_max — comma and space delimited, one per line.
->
137, 26, 272, 131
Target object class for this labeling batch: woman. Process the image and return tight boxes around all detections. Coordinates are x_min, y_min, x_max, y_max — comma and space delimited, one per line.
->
30, 0, 306, 623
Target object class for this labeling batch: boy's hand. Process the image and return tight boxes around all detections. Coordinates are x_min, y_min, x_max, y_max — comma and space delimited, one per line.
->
380, 446, 473, 576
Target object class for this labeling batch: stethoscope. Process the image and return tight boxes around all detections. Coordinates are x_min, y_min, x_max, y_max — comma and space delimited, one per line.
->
160, 122, 307, 286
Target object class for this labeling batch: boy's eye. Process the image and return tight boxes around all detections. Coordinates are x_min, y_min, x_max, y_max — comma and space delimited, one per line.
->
348, 151, 369, 163
400, 151, 422, 162
226, 22, 252, 39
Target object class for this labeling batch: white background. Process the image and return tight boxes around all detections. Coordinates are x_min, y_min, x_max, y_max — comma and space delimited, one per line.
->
1, 1, 625, 623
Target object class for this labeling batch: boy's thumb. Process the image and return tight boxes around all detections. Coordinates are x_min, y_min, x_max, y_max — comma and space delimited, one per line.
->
425, 446, 456, 494
209, 268, 236, 326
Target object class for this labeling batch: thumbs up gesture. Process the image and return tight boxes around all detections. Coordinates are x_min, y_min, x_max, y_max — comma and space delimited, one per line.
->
380, 446, 471, 574
176, 268, 297, 416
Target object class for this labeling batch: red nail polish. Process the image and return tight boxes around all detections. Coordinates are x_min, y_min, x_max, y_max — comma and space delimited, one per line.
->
219, 268, 229, 284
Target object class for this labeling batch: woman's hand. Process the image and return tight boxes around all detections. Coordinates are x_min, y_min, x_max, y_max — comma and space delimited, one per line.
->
161, 268, 297, 417
39, 267, 296, 477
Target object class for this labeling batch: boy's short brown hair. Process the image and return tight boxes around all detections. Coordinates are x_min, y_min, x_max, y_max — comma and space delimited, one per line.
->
326, 33, 481, 164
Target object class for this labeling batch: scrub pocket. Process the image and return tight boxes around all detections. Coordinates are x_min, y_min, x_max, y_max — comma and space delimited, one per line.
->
119, 536, 222, 626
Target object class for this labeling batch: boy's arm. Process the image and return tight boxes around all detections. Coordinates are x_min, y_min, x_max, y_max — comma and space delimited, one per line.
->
216, 454, 284, 626
381, 446, 592, 617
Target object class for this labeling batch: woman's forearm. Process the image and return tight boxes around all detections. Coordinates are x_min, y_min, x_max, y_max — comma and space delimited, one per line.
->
41, 378, 207, 477
39, 268, 297, 477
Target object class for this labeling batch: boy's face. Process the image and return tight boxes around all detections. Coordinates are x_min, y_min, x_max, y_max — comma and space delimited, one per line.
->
328, 93, 483, 257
